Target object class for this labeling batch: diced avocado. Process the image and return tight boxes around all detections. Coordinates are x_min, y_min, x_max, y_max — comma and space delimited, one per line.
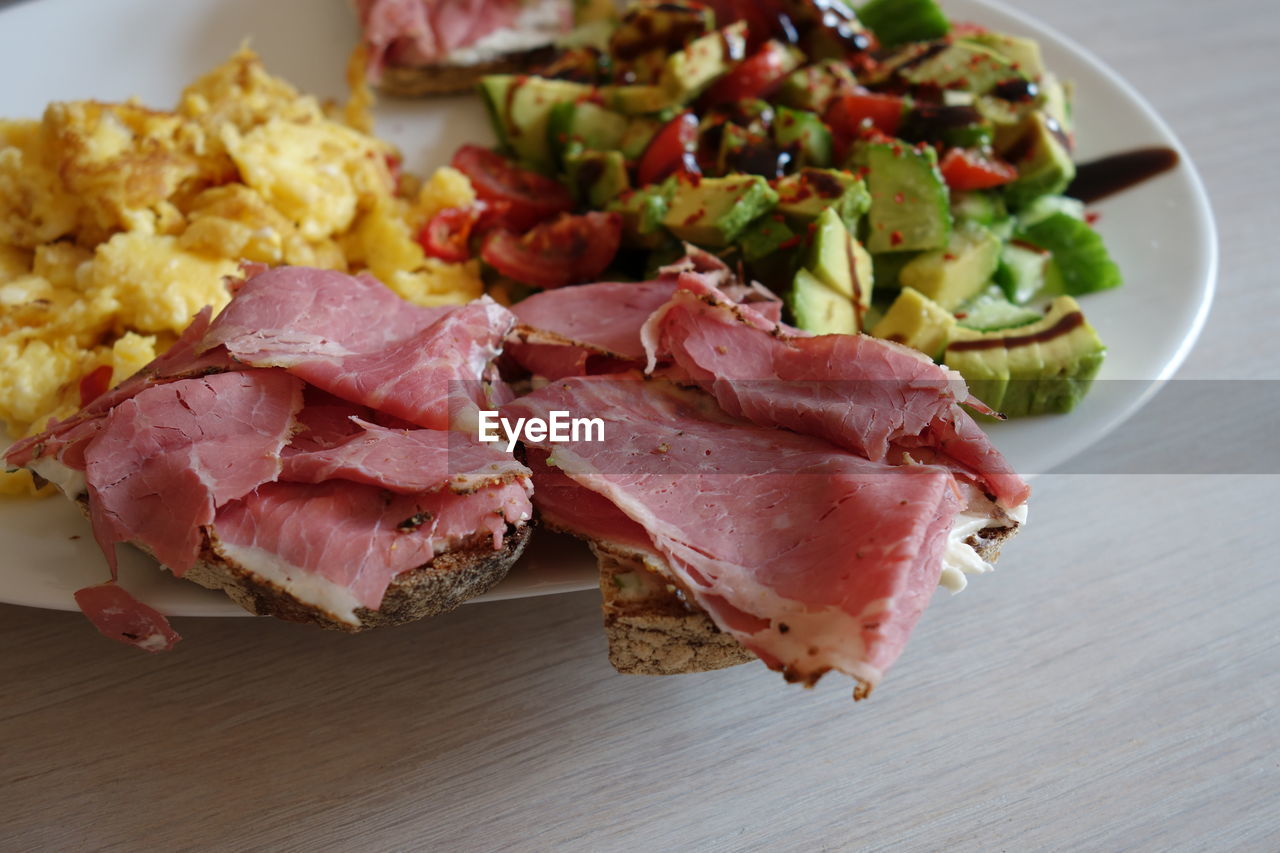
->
788, 267, 857, 335
565, 149, 631, 208
547, 101, 629, 168
608, 1, 713, 61
481, 76, 595, 173
974, 93, 1033, 127
774, 168, 871, 227
1018, 211, 1123, 295
901, 42, 1022, 94
871, 286, 956, 359
955, 285, 1042, 331
774, 60, 858, 113
659, 22, 748, 104
962, 32, 1046, 79
898, 221, 1001, 310
1016, 193, 1084, 228
941, 123, 994, 150
573, 0, 618, 25
661, 174, 778, 247
772, 107, 834, 168
950, 191, 1008, 226
608, 177, 676, 249
603, 84, 676, 115
944, 296, 1106, 416
864, 141, 952, 253
994, 239, 1051, 303
999, 110, 1076, 209
803, 207, 873, 329
737, 215, 797, 263
617, 115, 666, 161
857, 0, 950, 48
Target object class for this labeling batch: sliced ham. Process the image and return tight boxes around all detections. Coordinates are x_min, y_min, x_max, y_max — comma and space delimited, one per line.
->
200, 266, 514, 431
643, 278, 1030, 508
210, 479, 533, 624
502, 376, 961, 689
281, 417, 530, 495
72, 582, 181, 652
83, 369, 302, 575
4, 306, 235, 473
524, 449, 654, 553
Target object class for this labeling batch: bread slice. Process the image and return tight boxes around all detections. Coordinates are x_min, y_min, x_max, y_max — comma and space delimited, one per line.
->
376, 47, 556, 97
73, 495, 531, 632
595, 522, 1021, 676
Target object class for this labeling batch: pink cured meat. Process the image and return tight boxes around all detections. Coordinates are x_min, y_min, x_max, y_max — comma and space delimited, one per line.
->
643, 281, 1031, 508
4, 306, 235, 472
281, 417, 530, 495
211, 479, 533, 617
73, 582, 181, 652
524, 449, 653, 553
502, 376, 961, 689
83, 370, 303, 575
356, 0, 543, 75
200, 266, 514, 431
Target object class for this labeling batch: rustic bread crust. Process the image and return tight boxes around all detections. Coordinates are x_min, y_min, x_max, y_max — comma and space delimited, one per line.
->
376, 48, 556, 97
593, 522, 1021, 676
74, 495, 530, 632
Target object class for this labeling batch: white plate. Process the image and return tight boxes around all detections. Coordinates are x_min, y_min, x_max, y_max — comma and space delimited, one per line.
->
0, 0, 1215, 617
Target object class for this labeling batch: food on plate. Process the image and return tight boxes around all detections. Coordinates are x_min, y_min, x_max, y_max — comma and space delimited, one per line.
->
457, 0, 1121, 418
355, 0, 616, 96
501, 250, 1027, 694
6, 266, 532, 650
0, 48, 481, 495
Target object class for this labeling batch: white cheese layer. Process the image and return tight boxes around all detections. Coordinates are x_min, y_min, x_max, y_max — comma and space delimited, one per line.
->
29, 456, 87, 500
212, 539, 363, 626
445, 0, 569, 66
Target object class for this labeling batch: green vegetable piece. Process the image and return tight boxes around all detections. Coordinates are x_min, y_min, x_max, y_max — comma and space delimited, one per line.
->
864, 141, 952, 253
944, 296, 1106, 416
737, 215, 797, 263
1000, 111, 1076, 209
901, 42, 1021, 95
662, 175, 779, 247
608, 177, 677, 249
955, 284, 1042, 332
994, 240, 1051, 303
857, 0, 951, 48
870, 286, 956, 359
565, 149, 631, 208
1018, 211, 1123, 295
898, 221, 1001, 310
771, 106, 834, 168
774, 168, 871, 227
789, 267, 857, 335
774, 60, 858, 113
479, 75, 594, 173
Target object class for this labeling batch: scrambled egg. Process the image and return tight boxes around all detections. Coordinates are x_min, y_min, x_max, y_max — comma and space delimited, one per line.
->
0, 48, 481, 495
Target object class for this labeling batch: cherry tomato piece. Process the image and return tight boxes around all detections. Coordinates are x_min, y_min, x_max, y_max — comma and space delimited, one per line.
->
702, 41, 794, 105
824, 92, 907, 139
636, 112, 701, 188
939, 148, 1019, 191
450, 145, 574, 232
481, 212, 622, 289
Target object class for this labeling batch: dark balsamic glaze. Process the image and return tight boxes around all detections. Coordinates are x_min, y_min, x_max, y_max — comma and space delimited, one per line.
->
1067, 146, 1181, 204
947, 312, 1086, 351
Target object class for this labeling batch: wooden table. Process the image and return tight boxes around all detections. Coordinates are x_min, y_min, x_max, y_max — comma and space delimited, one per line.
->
3, 0, 1277, 849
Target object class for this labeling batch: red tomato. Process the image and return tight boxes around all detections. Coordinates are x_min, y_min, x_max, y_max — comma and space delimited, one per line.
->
636, 112, 701, 188
824, 92, 906, 139
419, 207, 478, 262
939, 148, 1019, 190
481, 212, 622, 289
78, 365, 113, 408
450, 145, 574, 232
702, 41, 793, 106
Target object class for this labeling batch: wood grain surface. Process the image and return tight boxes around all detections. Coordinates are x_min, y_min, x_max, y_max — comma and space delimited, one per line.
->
3, 0, 1278, 850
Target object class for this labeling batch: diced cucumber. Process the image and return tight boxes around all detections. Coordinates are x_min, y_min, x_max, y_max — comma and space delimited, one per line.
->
951, 191, 1008, 226
994, 240, 1051, 303
738, 215, 797, 263
864, 141, 952, 253
772, 106, 834, 168
481, 75, 594, 173
548, 101, 629, 170
857, 0, 950, 48
1018, 212, 1123, 295
956, 285, 1043, 331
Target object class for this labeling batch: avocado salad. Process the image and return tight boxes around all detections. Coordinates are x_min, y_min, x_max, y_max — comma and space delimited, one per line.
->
429, 0, 1123, 417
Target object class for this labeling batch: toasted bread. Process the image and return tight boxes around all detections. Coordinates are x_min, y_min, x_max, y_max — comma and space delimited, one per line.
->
375, 47, 556, 97
73, 495, 531, 631
595, 522, 1021, 676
